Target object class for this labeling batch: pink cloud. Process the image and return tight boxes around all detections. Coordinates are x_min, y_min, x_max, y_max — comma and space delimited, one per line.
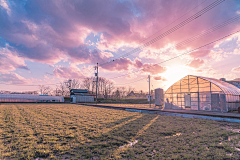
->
2, 1, 239, 63
100, 57, 133, 71
0, 0, 239, 84
154, 76, 167, 81
194, 68, 217, 76
101, 57, 166, 75
133, 58, 143, 68
232, 66, 240, 72
189, 49, 212, 58
0, 72, 29, 85
67, 46, 112, 64
53, 65, 85, 79
187, 58, 205, 68
141, 63, 167, 75
0, 47, 29, 73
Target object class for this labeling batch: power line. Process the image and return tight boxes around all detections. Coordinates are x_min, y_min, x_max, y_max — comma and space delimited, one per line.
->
98, 0, 208, 65
48, 0, 225, 80
175, 15, 240, 49
0, 0, 230, 88
114, 77, 146, 86
1, 28, 238, 88
135, 14, 240, 61
99, 0, 225, 67
90, 2, 236, 83
81, 0, 209, 74
108, 29, 240, 80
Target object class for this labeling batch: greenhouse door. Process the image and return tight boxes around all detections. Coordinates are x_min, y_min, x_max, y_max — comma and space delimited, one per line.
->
185, 94, 191, 108
211, 94, 221, 112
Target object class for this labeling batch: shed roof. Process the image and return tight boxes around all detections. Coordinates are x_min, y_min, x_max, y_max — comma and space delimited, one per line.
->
70, 89, 88, 93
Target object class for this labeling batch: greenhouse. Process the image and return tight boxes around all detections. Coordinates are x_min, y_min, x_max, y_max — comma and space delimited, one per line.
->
164, 75, 240, 112
0, 94, 64, 102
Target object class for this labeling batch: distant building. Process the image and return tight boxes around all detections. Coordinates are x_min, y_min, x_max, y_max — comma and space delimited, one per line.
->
126, 91, 147, 98
127, 91, 136, 97
70, 89, 95, 103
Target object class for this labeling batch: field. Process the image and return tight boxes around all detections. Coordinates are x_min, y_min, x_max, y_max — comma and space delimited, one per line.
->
0, 104, 240, 159
99, 103, 157, 109
98, 98, 155, 104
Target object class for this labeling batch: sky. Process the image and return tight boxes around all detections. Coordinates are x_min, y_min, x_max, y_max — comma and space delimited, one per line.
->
0, 0, 240, 92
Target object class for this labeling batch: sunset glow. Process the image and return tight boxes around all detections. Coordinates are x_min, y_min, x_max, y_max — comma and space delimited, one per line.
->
0, 0, 240, 93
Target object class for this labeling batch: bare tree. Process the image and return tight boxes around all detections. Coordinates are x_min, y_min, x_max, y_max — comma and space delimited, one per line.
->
81, 78, 91, 91
80, 76, 115, 98
91, 78, 96, 94
104, 79, 114, 99
38, 85, 51, 95
57, 82, 68, 96
70, 79, 81, 89
119, 86, 126, 98
97, 77, 115, 99
114, 88, 120, 99
127, 86, 135, 95
98, 77, 105, 96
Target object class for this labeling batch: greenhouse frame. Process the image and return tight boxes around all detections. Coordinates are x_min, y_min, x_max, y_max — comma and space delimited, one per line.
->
0, 94, 64, 102
164, 75, 240, 112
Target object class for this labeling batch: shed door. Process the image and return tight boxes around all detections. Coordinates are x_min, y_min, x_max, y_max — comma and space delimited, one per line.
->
185, 94, 191, 108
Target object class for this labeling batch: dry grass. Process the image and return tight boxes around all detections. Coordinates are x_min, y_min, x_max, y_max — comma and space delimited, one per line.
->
0, 103, 239, 159
99, 103, 154, 109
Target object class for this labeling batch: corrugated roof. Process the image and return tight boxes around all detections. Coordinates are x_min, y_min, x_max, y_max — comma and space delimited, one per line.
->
70, 89, 88, 93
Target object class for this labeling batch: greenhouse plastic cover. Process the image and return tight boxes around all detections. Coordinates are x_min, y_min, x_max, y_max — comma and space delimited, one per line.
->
0, 94, 64, 102
197, 76, 240, 95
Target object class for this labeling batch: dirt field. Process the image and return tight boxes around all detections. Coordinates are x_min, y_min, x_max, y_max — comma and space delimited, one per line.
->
0, 103, 239, 159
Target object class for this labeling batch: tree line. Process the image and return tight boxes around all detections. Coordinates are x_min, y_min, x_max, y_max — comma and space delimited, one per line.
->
37, 77, 148, 99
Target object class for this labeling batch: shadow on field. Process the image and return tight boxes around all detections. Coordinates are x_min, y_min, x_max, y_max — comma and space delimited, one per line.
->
57, 113, 158, 159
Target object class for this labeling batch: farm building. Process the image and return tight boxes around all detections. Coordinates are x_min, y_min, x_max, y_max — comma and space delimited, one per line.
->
164, 75, 240, 112
0, 94, 64, 102
70, 89, 95, 103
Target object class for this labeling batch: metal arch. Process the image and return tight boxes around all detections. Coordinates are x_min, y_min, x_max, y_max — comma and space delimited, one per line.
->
197, 75, 240, 96
165, 75, 240, 96
165, 75, 189, 94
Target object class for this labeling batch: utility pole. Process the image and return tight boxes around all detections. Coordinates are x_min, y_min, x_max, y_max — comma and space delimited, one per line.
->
68, 79, 72, 101
148, 75, 151, 108
95, 63, 98, 104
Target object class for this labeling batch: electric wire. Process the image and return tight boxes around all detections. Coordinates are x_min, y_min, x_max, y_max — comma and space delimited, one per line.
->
87, 10, 239, 83
114, 77, 147, 86
1, 19, 238, 87
71, 0, 224, 76
134, 14, 240, 61
99, 0, 208, 64
81, 0, 209, 75
0, 0, 231, 88
99, 0, 225, 67
108, 29, 240, 80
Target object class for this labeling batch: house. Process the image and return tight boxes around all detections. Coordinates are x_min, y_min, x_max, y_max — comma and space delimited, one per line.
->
70, 89, 95, 103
